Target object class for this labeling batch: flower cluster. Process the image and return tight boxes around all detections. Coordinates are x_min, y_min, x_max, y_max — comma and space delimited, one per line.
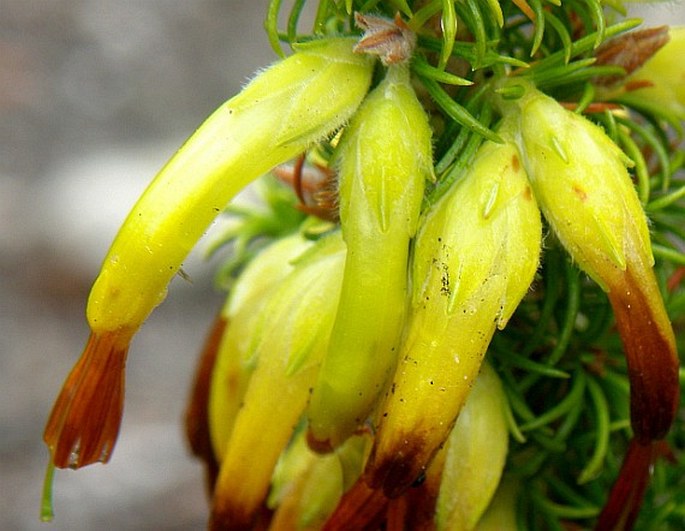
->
42, 2, 684, 530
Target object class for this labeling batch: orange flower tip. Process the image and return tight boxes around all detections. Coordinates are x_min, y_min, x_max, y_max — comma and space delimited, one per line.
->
596, 438, 655, 531
624, 79, 655, 92
43, 330, 132, 469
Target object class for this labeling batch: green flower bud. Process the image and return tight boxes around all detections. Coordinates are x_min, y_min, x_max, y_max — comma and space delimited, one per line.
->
268, 431, 367, 530
307, 64, 433, 451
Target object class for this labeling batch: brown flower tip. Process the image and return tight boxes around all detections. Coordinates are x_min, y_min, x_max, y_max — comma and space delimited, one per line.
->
43, 330, 132, 469
209, 502, 273, 531
595, 438, 655, 531
184, 313, 226, 495
608, 267, 680, 443
364, 435, 430, 499
595, 26, 670, 87
209, 499, 265, 531
353, 12, 416, 65
322, 454, 440, 530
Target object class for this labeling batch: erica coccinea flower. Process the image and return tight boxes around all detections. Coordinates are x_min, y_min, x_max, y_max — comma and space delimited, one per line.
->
501, 82, 680, 528
42, 37, 373, 475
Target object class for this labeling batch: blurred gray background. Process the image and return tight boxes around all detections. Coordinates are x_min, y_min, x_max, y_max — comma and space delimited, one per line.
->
1, 2, 683, 531
0, 1, 304, 529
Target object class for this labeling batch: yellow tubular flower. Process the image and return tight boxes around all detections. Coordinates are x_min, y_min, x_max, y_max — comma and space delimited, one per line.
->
507, 84, 679, 444
306, 64, 433, 452
43, 38, 374, 470
208, 233, 314, 463
322, 362, 507, 531
505, 84, 680, 528
364, 136, 542, 498
210, 233, 346, 531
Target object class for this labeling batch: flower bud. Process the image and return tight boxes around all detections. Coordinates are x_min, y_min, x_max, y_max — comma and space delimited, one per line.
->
505, 83, 680, 528
507, 84, 679, 443
268, 432, 367, 530
307, 64, 433, 451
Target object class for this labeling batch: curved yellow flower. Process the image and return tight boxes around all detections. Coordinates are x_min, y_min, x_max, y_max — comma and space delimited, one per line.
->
44, 38, 373, 470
